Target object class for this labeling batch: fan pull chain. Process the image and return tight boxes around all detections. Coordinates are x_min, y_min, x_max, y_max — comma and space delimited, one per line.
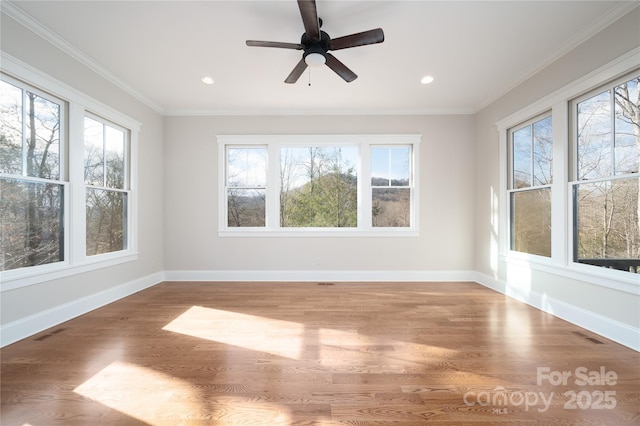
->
308, 68, 311, 86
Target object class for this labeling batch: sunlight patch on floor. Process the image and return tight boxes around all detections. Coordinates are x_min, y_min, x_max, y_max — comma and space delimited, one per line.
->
161, 306, 463, 379
163, 306, 305, 359
74, 361, 202, 424
74, 360, 294, 424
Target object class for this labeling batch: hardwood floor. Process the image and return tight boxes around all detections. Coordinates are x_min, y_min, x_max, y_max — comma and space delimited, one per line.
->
1, 281, 639, 425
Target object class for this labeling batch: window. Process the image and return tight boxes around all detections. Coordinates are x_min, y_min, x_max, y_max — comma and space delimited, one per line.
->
280, 146, 358, 228
226, 146, 266, 227
499, 55, 639, 285
0, 76, 65, 271
0, 58, 139, 288
84, 115, 129, 256
371, 146, 412, 228
219, 135, 419, 235
572, 74, 639, 272
508, 115, 553, 257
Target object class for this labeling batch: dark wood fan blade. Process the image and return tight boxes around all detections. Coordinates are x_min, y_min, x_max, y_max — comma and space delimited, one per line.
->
297, 0, 320, 39
285, 58, 308, 84
325, 53, 357, 82
246, 40, 304, 50
329, 28, 384, 50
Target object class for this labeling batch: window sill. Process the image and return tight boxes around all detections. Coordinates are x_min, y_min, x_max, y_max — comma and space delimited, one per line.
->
500, 253, 640, 295
219, 228, 420, 238
0, 252, 139, 292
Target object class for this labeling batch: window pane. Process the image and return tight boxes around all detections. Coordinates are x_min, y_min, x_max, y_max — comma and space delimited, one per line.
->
25, 91, 60, 180
614, 78, 640, 175
226, 147, 267, 228
0, 80, 23, 175
372, 188, 410, 227
0, 178, 64, 270
227, 147, 266, 187
533, 116, 553, 185
0, 81, 61, 180
371, 147, 388, 184
577, 90, 612, 180
389, 147, 410, 186
512, 126, 532, 189
510, 188, 551, 257
371, 146, 410, 186
105, 125, 125, 189
86, 188, 127, 256
227, 188, 265, 227
280, 146, 357, 227
84, 117, 104, 186
574, 178, 639, 272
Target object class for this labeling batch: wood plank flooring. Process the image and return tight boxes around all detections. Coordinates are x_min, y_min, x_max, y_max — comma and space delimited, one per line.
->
1, 281, 639, 425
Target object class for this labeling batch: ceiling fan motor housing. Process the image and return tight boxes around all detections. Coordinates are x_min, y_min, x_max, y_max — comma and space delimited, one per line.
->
301, 30, 331, 59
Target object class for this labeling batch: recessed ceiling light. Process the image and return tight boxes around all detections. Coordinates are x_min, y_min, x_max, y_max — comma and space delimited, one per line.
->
421, 75, 434, 85
201, 76, 214, 85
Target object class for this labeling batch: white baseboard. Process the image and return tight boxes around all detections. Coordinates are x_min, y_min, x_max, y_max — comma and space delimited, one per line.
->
474, 272, 640, 352
163, 269, 477, 283
0, 272, 163, 348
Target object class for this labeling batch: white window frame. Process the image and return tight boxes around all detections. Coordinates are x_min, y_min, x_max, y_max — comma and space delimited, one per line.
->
569, 72, 640, 273
225, 144, 267, 229
83, 112, 131, 258
0, 72, 69, 271
507, 113, 554, 259
217, 134, 420, 237
496, 48, 640, 294
0, 53, 140, 291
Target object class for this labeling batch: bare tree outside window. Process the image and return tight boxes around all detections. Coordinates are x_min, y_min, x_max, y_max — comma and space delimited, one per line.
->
0, 79, 63, 271
510, 188, 551, 257
371, 146, 411, 227
226, 147, 266, 227
509, 115, 553, 257
84, 116, 128, 256
574, 76, 639, 273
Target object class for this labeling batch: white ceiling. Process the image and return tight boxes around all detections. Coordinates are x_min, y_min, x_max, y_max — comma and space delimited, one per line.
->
4, 1, 637, 115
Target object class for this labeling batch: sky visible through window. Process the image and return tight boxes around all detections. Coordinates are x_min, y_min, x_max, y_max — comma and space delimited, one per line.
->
371, 146, 411, 185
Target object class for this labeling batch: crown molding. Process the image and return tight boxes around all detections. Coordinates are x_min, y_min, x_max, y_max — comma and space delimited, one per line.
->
1, 0, 165, 114
475, 1, 640, 113
495, 46, 640, 130
163, 107, 476, 117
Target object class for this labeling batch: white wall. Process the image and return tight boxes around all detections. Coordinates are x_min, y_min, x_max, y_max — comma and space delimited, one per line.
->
163, 114, 476, 279
473, 8, 640, 350
0, 12, 165, 339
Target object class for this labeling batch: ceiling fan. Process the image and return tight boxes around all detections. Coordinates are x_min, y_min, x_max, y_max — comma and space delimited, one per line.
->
246, 0, 384, 83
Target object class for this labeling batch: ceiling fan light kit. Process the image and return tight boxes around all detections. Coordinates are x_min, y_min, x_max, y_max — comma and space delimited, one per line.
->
304, 52, 326, 67
246, 0, 384, 83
